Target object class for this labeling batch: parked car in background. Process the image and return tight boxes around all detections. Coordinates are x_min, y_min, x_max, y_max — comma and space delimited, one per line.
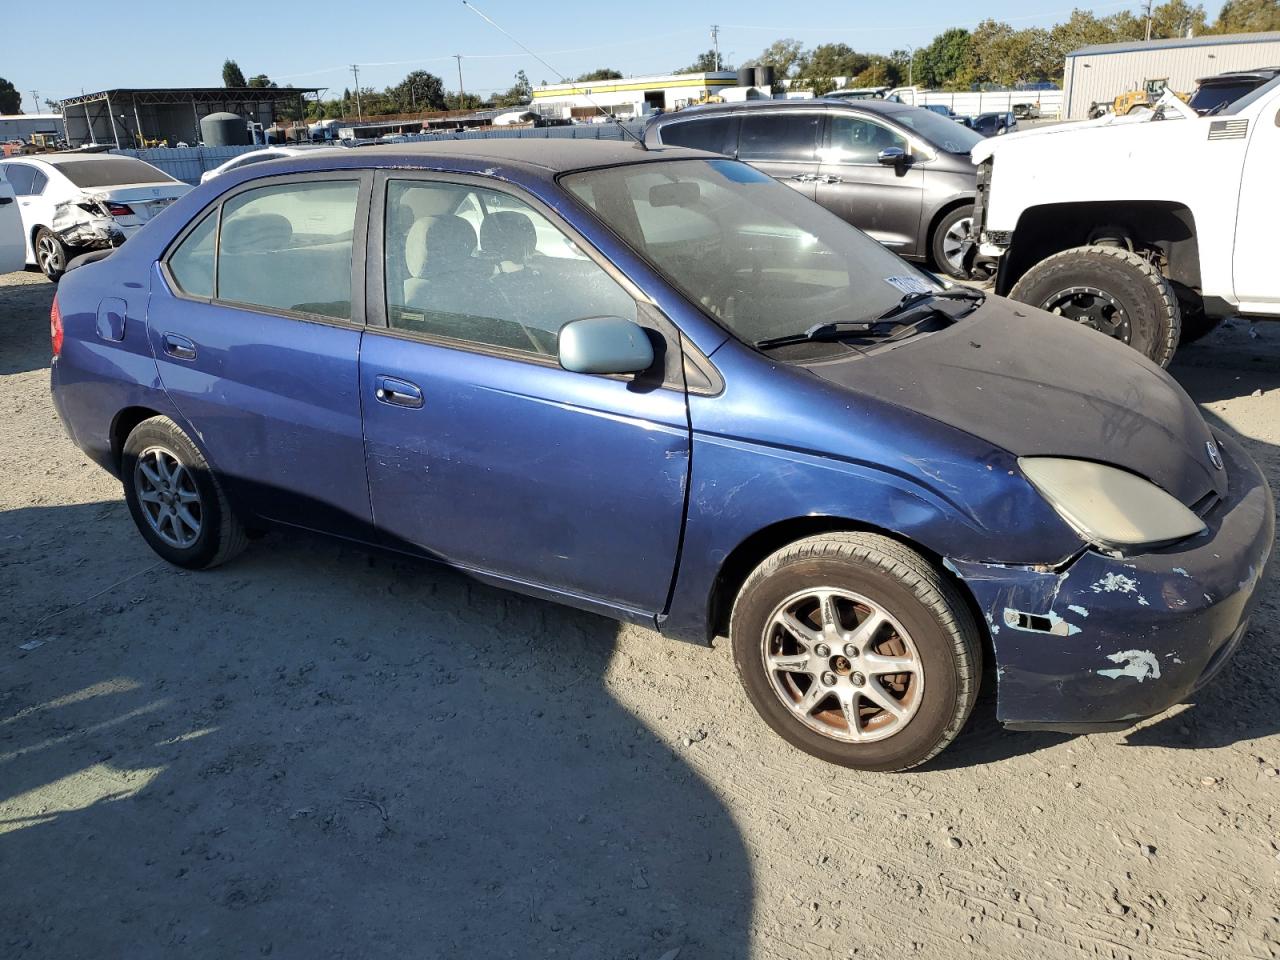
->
961, 111, 1017, 137
1012, 102, 1041, 120
1188, 66, 1280, 114
200, 145, 344, 184
0, 154, 189, 280
922, 104, 960, 120
645, 99, 984, 278
48, 141, 1274, 771
0, 179, 24, 273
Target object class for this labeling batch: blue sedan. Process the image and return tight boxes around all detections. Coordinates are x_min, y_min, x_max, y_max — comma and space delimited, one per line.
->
48, 141, 1274, 770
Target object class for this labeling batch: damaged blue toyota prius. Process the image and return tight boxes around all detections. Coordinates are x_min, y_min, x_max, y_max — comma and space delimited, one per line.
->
49, 140, 1274, 770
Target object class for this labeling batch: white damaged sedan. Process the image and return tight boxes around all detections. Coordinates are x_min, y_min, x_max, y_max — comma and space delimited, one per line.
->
0, 154, 189, 280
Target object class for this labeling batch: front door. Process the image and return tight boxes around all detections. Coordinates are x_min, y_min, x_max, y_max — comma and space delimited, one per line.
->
735, 110, 823, 201
360, 175, 691, 616
816, 113, 925, 256
148, 174, 373, 539
1233, 95, 1280, 307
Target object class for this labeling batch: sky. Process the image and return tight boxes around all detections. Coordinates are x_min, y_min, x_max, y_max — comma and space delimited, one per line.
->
10, 0, 1231, 112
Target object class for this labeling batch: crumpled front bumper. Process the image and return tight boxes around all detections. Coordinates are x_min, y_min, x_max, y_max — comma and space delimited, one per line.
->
950, 432, 1275, 732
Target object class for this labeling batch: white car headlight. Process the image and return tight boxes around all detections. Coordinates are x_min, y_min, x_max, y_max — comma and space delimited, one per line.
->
1019, 457, 1206, 552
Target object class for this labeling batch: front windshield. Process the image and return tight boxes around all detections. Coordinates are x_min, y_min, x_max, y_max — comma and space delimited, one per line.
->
1222, 73, 1280, 114
888, 107, 984, 153
561, 158, 941, 346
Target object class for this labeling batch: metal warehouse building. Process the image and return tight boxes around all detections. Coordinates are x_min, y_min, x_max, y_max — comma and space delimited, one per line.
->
1062, 30, 1280, 119
0, 114, 66, 142
533, 72, 739, 119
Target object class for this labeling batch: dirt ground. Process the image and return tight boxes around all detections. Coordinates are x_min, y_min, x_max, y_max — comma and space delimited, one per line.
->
1, 267, 1278, 960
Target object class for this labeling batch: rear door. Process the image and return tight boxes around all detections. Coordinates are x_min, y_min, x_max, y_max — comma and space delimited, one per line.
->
0, 179, 23, 273
359, 173, 690, 616
1233, 93, 1280, 308
148, 172, 374, 539
816, 113, 925, 256
734, 111, 823, 200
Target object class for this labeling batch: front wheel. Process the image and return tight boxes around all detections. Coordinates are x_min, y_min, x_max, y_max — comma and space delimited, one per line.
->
121, 416, 248, 569
34, 227, 70, 282
730, 532, 982, 772
1008, 245, 1181, 367
930, 204, 975, 280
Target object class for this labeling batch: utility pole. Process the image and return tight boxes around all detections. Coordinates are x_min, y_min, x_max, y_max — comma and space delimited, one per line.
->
1144, 0, 1154, 41
710, 25, 720, 71
30, 90, 40, 113
350, 64, 362, 119
454, 54, 465, 108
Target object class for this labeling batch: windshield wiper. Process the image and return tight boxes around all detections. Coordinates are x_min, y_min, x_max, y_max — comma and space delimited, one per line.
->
754, 287, 985, 350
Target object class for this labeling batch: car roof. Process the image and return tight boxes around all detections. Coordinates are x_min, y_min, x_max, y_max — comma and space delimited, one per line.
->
650, 98, 917, 121
1196, 66, 1280, 83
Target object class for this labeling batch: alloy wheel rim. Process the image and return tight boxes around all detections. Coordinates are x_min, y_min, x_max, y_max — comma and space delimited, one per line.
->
761, 588, 924, 743
37, 236, 62, 275
941, 217, 973, 274
134, 446, 202, 548
1041, 285, 1131, 342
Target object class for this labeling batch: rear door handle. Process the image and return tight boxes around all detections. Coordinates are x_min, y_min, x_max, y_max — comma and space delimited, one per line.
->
162, 333, 197, 361
788, 173, 817, 183
820, 175, 843, 184
374, 375, 424, 409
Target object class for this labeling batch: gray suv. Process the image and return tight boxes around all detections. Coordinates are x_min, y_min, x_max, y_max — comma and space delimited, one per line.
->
644, 99, 983, 278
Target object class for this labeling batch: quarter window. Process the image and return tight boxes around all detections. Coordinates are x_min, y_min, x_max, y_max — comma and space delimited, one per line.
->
824, 116, 908, 164
216, 180, 359, 319
385, 180, 635, 357
737, 113, 821, 162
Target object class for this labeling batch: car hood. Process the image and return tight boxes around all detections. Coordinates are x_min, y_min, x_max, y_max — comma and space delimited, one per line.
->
804, 296, 1223, 506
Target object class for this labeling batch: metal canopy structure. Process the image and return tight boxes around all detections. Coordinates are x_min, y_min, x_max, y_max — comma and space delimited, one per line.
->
58, 87, 320, 148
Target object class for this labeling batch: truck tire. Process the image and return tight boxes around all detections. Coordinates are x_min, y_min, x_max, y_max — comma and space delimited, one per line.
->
1009, 245, 1181, 367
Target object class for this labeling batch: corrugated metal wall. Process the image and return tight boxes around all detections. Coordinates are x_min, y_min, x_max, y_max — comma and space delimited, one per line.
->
1064, 37, 1280, 118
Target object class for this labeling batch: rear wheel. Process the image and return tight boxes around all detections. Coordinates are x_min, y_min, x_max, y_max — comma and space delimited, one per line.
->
34, 228, 70, 282
930, 204, 975, 280
122, 416, 248, 569
1009, 245, 1181, 367
730, 532, 982, 772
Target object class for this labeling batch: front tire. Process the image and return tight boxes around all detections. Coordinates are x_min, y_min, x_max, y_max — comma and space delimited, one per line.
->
730, 532, 982, 772
121, 416, 248, 569
1009, 245, 1181, 367
930, 204, 975, 280
34, 228, 71, 282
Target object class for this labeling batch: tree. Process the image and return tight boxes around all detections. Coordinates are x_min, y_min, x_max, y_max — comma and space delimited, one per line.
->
387, 70, 447, 112
915, 28, 972, 88
742, 38, 805, 78
247, 74, 277, 89
575, 68, 622, 82
492, 70, 532, 108
1211, 0, 1280, 33
222, 59, 247, 87
795, 43, 872, 86
1148, 1, 1208, 38
444, 92, 484, 111
676, 49, 733, 73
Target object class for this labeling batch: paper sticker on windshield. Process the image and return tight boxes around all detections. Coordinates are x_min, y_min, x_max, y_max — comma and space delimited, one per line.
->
883, 276, 936, 296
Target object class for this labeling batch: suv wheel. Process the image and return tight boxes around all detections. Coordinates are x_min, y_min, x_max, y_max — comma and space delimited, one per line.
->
1009, 245, 1181, 367
122, 416, 248, 569
730, 532, 982, 772
930, 204, 974, 280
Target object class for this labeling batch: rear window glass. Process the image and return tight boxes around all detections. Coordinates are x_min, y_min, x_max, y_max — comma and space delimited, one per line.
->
168, 212, 216, 298
737, 113, 821, 162
56, 157, 177, 187
659, 116, 737, 155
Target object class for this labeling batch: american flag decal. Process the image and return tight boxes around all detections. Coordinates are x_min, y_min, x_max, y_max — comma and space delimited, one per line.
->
1208, 119, 1249, 140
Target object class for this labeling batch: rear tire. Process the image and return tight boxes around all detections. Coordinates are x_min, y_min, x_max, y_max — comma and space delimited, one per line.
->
34, 228, 70, 282
1009, 245, 1181, 367
729, 532, 982, 772
122, 416, 248, 569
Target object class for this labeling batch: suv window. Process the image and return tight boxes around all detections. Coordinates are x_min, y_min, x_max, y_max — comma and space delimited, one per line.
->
824, 115, 908, 164
737, 112, 821, 162
1, 164, 37, 196
168, 211, 217, 298
216, 180, 359, 319
659, 116, 737, 155
385, 179, 635, 357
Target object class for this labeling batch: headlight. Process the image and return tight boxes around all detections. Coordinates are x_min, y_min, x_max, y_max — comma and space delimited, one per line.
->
1019, 457, 1206, 552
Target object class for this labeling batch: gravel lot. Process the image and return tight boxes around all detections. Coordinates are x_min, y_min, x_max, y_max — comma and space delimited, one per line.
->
2, 268, 1279, 960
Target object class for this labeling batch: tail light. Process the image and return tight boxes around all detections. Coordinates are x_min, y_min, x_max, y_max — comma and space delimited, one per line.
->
105, 202, 134, 217
50, 295, 63, 357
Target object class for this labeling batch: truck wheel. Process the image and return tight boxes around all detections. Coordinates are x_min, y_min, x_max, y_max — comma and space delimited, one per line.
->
1009, 245, 1181, 367
729, 532, 982, 772
930, 204, 975, 280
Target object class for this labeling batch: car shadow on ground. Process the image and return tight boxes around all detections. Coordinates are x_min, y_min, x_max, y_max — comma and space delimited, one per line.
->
0, 272, 54, 378
0, 506, 754, 958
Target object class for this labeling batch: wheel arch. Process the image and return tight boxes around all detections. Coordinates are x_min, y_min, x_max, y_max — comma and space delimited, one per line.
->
924, 196, 975, 253
703, 515, 990, 660
109, 405, 165, 475
997, 200, 1199, 297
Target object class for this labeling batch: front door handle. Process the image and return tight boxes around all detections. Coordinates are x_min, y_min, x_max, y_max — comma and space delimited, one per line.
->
162, 333, 197, 361
374, 375, 424, 409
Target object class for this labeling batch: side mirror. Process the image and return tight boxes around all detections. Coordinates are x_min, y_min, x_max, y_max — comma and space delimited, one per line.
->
877, 147, 907, 166
558, 316, 655, 375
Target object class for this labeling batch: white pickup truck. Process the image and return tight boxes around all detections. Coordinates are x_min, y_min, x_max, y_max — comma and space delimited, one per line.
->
971, 75, 1279, 366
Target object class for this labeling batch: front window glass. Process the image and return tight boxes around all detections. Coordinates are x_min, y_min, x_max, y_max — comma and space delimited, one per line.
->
822, 116, 908, 164
385, 180, 635, 356
563, 158, 939, 347
217, 180, 359, 319
887, 106, 983, 154
55, 157, 178, 187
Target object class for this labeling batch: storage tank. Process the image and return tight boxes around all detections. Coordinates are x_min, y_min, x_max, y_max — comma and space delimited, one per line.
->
736, 67, 755, 87
200, 112, 251, 147
754, 65, 776, 89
